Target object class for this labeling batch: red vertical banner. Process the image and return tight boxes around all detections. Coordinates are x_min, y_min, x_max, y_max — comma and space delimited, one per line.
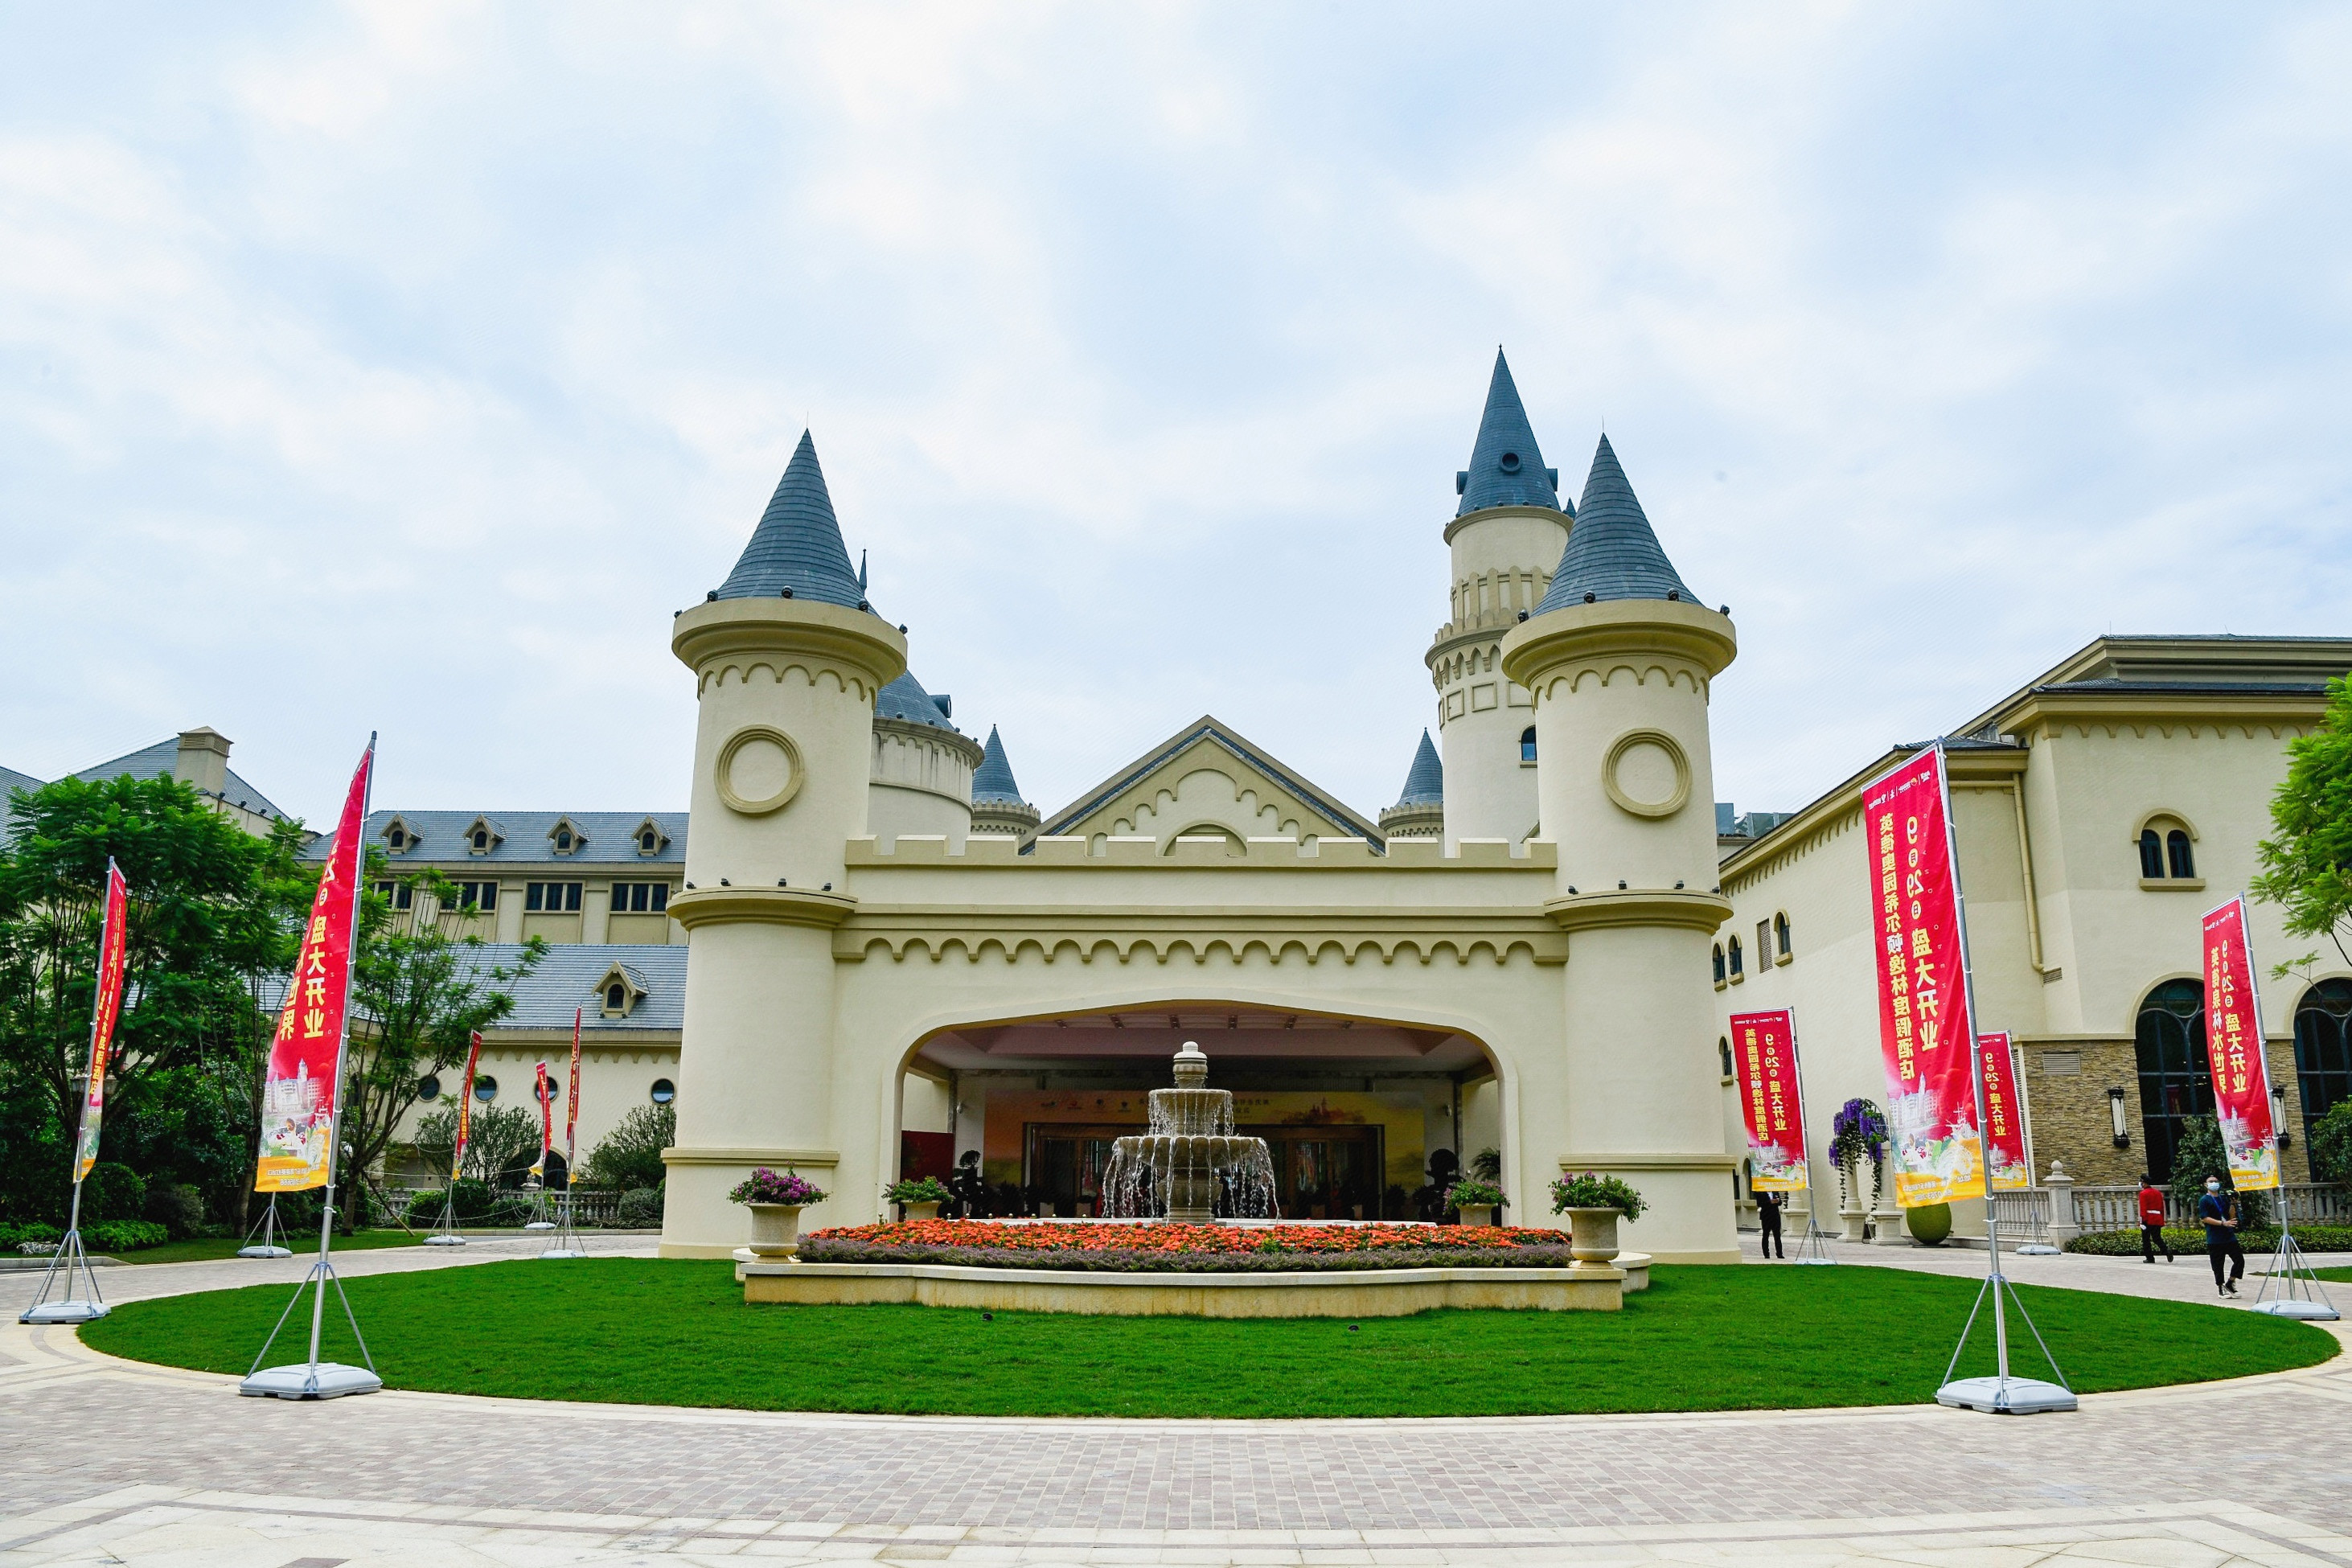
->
451, 1030, 482, 1182
255, 744, 373, 1192
72, 861, 132, 1183
564, 1008, 582, 1186
1861, 746, 1984, 1207
532, 1060, 552, 1180
1977, 1032, 2030, 1190
2202, 897, 2280, 1192
1730, 1009, 1808, 1191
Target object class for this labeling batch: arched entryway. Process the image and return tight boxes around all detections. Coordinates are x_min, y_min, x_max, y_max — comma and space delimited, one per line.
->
896, 1003, 1502, 1221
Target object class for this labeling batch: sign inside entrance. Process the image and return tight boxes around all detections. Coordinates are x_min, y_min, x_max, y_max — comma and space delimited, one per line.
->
1861, 745, 1985, 1207
1730, 1008, 1807, 1192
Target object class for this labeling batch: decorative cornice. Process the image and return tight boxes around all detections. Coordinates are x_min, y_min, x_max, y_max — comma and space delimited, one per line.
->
662, 1146, 839, 1168
834, 905, 1570, 966
1501, 599, 1736, 692
1442, 503, 1570, 548
872, 714, 987, 767
1544, 889, 1732, 935
669, 885, 858, 930
671, 597, 907, 695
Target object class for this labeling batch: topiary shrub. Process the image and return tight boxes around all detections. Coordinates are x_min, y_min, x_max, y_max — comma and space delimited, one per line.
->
616, 1184, 664, 1228
2308, 1101, 2352, 1188
84, 1162, 146, 1223
1905, 1202, 1952, 1245
143, 1180, 206, 1239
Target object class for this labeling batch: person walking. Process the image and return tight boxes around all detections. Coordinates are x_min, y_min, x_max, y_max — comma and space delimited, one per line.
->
2198, 1175, 2245, 1296
2137, 1175, 2173, 1263
1756, 1188, 1785, 1260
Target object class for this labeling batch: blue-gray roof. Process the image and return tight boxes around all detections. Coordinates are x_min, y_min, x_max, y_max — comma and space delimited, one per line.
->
972, 725, 1026, 804
1394, 729, 1443, 807
1455, 350, 1565, 517
466, 943, 687, 1032
0, 764, 43, 844
1534, 435, 1696, 612
876, 671, 956, 730
71, 739, 288, 821
314, 810, 687, 865
713, 431, 868, 609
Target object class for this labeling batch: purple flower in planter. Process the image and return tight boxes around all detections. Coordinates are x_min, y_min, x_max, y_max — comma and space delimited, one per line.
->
729, 1167, 830, 1206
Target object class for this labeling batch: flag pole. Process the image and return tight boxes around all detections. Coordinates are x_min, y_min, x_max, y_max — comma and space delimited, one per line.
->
1932, 741, 2072, 1414
2234, 896, 2338, 1320
542, 1008, 587, 1258
23, 858, 126, 1325
1785, 1009, 1835, 1266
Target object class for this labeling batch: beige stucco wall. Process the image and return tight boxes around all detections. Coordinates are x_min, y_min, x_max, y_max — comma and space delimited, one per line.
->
1430, 507, 1564, 852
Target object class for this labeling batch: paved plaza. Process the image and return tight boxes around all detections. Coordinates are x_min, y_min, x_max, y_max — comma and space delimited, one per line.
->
3, 1238, 2350, 1566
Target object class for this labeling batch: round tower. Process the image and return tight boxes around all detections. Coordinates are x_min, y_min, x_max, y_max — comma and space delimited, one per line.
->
1377, 729, 1444, 841
662, 431, 907, 1257
970, 724, 1042, 844
1426, 351, 1573, 852
868, 667, 982, 849
1500, 434, 1739, 1264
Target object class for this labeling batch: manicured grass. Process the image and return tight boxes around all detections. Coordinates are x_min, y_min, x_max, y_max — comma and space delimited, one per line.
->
108, 1230, 427, 1266
79, 1260, 2335, 1418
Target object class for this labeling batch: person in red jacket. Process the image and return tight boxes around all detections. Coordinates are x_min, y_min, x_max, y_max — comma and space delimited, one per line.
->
2137, 1175, 2173, 1263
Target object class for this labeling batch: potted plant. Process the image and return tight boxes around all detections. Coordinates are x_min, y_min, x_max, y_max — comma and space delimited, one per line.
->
1445, 1177, 1506, 1228
885, 1176, 950, 1221
729, 1167, 829, 1257
1549, 1171, 1647, 1270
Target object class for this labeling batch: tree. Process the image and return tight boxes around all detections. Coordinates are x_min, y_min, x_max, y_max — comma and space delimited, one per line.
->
2168, 1116, 2270, 1230
337, 858, 543, 1227
2308, 1100, 2352, 1188
410, 1102, 540, 1188
0, 775, 305, 1224
584, 1102, 675, 1192
2254, 675, 2352, 976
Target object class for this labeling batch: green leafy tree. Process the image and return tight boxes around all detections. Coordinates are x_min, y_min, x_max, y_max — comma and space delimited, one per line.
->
337, 860, 544, 1227
409, 1102, 539, 1188
2168, 1116, 2271, 1229
584, 1102, 675, 1192
2307, 1100, 2352, 1188
2254, 675, 2352, 977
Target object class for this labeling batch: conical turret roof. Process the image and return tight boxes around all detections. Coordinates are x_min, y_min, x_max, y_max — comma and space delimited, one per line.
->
1534, 435, 1696, 611
972, 725, 1028, 805
713, 432, 867, 607
1455, 350, 1565, 518
1394, 729, 1443, 807
877, 668, 955, 730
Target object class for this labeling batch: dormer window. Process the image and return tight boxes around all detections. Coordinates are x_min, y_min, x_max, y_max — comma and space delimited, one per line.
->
548, 816, 586, 856
462, 815, 504, 856
632, 817, 671, 857
382, 816, 420, 855
596, 963, 643, 1019
605, 982, 626, 1011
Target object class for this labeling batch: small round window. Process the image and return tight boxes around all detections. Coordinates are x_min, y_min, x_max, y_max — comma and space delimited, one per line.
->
651, 1078, 676, 1105
1499, 451, 1521, 473
417, 1074, 441, 1102
474, 1076, 498, 1102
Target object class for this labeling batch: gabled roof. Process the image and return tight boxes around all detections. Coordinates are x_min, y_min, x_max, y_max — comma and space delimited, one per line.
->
1534, 435, 1697, 611
1037, 716, 1381, 844
972, 725, 1027, 805
877, 670, 957, 730
1455, 349, 1565, 517
70, 739, 289, 822
712, 431, 867, 609
0, 764, 43, 798
462, 943, 685, 1032
1394, 729, 1443, 807
1954, 634, 2352, 738
313, 810, 688, 866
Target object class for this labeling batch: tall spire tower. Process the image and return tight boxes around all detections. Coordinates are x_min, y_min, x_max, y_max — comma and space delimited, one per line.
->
1425, 350, 1572, 852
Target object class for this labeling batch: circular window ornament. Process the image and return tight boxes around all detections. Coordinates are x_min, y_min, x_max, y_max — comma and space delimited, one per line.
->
716, 725, 804, 816
417, 1075, 441, 1102
474, 1076, 499, 1103
1602, 729, 1692, 819
1499, 451, 1522, 473
651, 1078, 676, 1105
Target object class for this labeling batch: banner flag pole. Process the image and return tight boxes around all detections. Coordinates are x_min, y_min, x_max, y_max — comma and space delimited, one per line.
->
237, 1195, 293, 1259
542, 1008, 587, 1258
523, 1059, 556, 1230
2206, 896, 2339, 1321
23, 858, 130, 1326
427, 1030, 482, 1247
1787, 1012, 1836, 1266
242, 736, 383, 1400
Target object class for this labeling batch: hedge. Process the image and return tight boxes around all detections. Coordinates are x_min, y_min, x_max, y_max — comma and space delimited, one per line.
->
2066, 1224, 2352, 1255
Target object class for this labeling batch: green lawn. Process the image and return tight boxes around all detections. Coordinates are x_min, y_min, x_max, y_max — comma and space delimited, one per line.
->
78, 1259, 2335, 1418
109, 1230, 427, 1266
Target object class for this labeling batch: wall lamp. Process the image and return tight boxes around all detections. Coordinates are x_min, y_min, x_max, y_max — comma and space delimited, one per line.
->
2274, 1084, 2292, 1147
2107, 1086, 2130, 1149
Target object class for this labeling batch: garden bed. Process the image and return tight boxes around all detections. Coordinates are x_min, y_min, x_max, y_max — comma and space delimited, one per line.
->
798, 1220, 1580, 1272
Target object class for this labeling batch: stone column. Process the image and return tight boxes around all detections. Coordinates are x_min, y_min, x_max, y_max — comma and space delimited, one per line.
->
2042, 1160, 2079, 1245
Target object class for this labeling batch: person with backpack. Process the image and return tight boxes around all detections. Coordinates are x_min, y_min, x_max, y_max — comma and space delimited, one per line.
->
2198, 1175, 2245, 1296
2137, 1175, 2173, 1263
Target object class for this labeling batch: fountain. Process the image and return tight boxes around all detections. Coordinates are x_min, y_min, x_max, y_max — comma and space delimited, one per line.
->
1101, 1042, 1279, 1222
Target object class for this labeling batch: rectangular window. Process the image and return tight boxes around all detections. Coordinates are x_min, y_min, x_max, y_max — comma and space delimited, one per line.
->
612, 881, 671, 913
453, 881, 498, 911
527, 882, 582, 913
371, 880, 413, 911
1757, 920, 1771, 965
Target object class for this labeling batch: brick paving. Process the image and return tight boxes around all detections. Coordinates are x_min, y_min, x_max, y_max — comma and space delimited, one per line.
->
3, 1237, 2350, 1563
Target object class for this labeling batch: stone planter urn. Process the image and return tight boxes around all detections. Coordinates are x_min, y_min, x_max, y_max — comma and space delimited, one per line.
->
1455, 1204, 1496, 1228
901, 1201, 940, 1222
1564, 1207, 1622, 1271
745, 1202, 806, 1258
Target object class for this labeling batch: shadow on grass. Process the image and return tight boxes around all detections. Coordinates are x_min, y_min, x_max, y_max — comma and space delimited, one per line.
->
80, 1259, 2336, 1419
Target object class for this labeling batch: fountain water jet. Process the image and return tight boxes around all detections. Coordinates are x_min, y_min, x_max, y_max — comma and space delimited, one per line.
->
1100, 1042, 1279, 1222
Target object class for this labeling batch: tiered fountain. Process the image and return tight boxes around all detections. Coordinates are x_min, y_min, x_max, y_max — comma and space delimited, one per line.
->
1101, 1042, 1279, 1222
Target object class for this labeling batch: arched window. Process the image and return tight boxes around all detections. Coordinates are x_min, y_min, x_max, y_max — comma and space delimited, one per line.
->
2295, 979, 2352, 1148
1712, 944, 1726, 985
1521, 727, 1537, 762
2139, 830, 2164, 879
2167, 830, 2194, 880
1774, 912, 1792, 962
1718, 1037, 1734, 1077
1727, 936, 1744, 979
605, 982, 626, 1012
2134, 979, 2212, 1181
388, 826, 407, 849
555, 827, 573, 851
640, 831, 657, 852
472, 828, 489, 851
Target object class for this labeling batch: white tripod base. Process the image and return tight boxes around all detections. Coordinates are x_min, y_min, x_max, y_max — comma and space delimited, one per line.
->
20, 1299, 109, 1324
1936, 1375, 2077, 1414
2014, 1243, 2063, 1256
422, 1233, 467, 1246
2251, 1299, 2341, 1320
538, 1248, 588, 1259
240, 1361, 382, 1400
237, 1244, 293, 1258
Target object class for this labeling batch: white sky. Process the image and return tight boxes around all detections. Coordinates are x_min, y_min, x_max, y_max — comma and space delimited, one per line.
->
4, 3, 2348, 827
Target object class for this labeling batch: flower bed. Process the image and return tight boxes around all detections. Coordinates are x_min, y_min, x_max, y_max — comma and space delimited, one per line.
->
798, 1220, 1578, 1273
